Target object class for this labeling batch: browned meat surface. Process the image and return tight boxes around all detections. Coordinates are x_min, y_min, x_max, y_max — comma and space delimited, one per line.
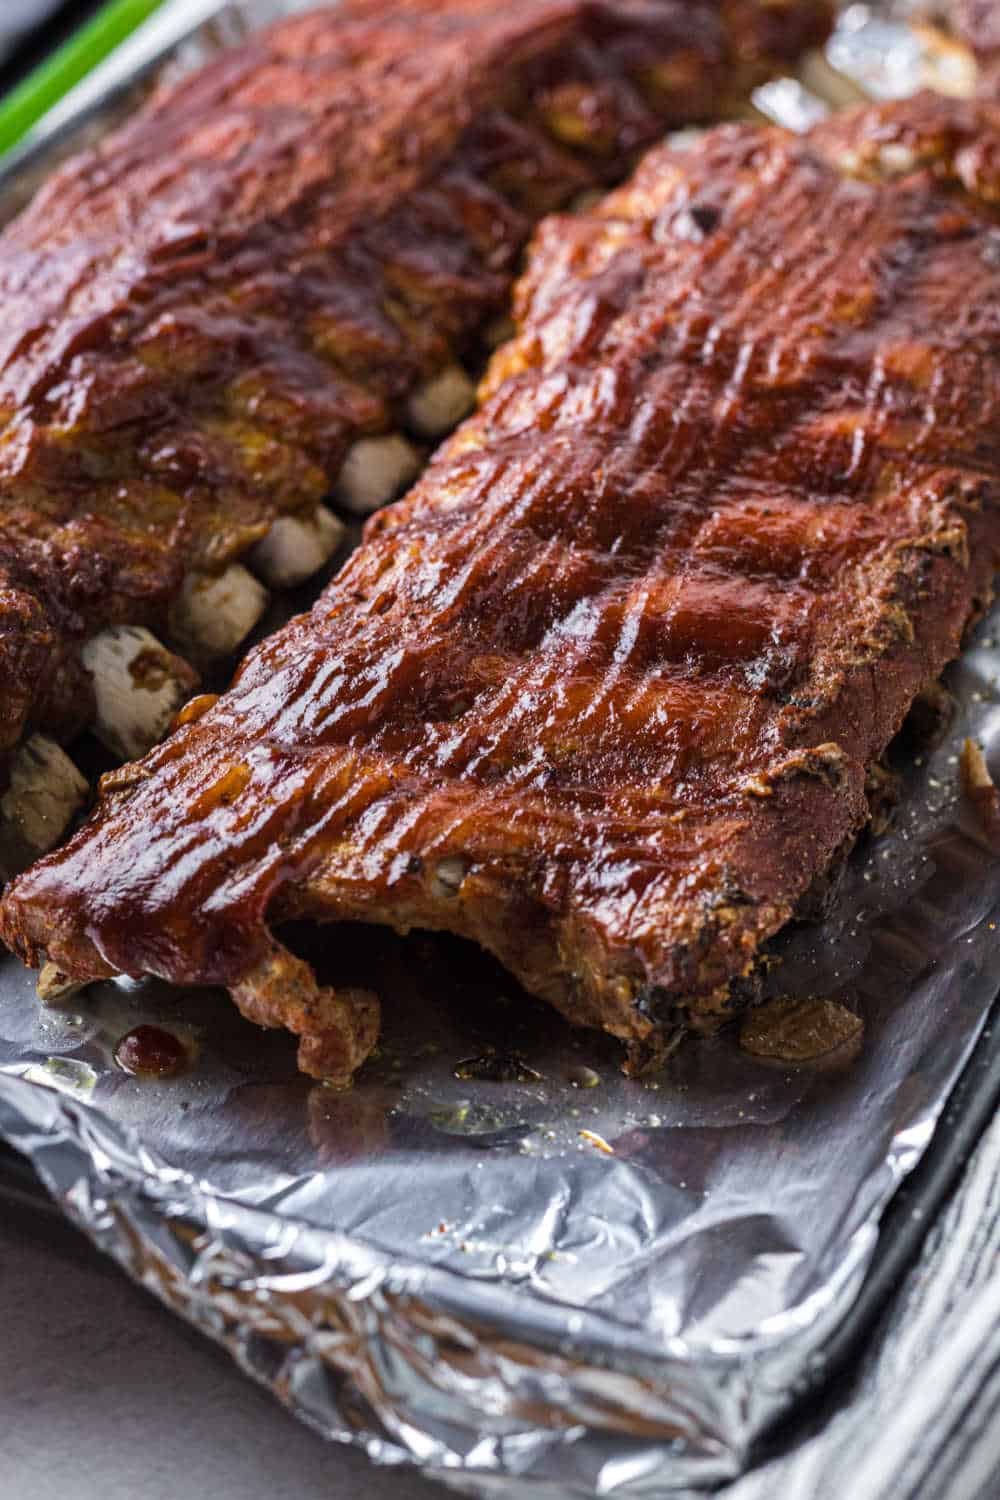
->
9, 91, 998, 1086
0, 0, 830, 797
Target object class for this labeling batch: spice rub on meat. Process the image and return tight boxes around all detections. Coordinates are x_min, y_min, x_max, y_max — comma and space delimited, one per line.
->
0, 0, 832, 878
8, 91, 999, 1086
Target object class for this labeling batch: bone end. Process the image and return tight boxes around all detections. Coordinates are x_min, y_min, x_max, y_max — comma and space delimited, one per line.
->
406, 365, 477, 439
1, 736, 88, 879
81, 625, 197, 762
336, 434, 423, 515
169, 564, 269, 659
797, 50, 872, 110
248, 506, 346, 588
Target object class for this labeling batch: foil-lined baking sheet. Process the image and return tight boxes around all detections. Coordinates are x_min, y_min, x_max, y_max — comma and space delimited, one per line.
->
1, 5, 998, 1495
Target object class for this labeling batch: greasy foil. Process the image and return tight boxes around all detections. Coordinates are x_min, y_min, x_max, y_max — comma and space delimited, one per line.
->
0, 5, 997, 1495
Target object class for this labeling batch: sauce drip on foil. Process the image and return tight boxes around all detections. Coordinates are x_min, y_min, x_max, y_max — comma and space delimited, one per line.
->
114, 1024, 190, 1078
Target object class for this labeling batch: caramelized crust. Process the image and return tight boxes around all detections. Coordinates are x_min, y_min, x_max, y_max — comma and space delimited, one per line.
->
0, 0, 831, 782
9, 93, 999, 1085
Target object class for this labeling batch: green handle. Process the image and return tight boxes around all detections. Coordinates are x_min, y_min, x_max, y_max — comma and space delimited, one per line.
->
0, 0, 165, 158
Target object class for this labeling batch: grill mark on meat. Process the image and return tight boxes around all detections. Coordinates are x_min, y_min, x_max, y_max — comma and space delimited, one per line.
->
0, 0, 830, 778
7, 92, 999, 1084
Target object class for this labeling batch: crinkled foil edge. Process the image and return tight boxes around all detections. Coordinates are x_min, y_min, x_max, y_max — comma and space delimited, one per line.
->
1, 1067, 863, 1496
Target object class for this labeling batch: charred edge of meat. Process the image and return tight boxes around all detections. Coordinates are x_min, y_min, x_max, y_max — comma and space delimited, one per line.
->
626, 966, 768, 1075
793, 841, 851, 926
630, 732, 905, 1055
865, 759, 901, 838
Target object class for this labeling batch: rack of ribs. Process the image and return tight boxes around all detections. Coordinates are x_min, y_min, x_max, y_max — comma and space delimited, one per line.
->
0, 0, 833, 882
11, 88, 997, 1086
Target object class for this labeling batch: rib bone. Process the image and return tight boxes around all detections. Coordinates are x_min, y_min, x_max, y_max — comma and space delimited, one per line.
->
169, 564, 269, 658
405, 365, 477, 439
907, 22, 977, 98
0, 736, 87, 879
82, 625, 197, 761
796, 49, 871, 110
336, 434, 423, 515
248, 506, 345, 588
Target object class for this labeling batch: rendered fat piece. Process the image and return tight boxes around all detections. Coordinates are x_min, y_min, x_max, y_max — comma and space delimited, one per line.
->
169, 564, 269, 659
335, 435, 423, 515
405, 366, 477, 438
82, 625, 197, 762
248, 506, 346, 588
0, 736, 87, 880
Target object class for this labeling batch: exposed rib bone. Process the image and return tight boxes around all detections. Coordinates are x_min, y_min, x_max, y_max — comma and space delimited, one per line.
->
405, 365, 476, 438
665, 127, 708, 152
796, 49, 872, 110
753, 75, 832, 131
910, 22, 977, 99
335, 434, 422, 515
248, 506, 345, 588
82, 626, 197, 761
169, 564, 269, 658
0, 736, 87, 878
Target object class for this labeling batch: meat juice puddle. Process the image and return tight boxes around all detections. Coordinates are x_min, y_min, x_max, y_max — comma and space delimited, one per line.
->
114, 1023, 193, 1079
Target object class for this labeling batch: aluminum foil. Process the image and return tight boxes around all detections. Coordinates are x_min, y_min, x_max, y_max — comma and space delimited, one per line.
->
0, 5, 997, 1496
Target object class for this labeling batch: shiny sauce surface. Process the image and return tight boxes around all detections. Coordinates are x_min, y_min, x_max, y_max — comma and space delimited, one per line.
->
6, 93, 1000, 1074
0, 0, 834, 764
114, 1024, 191, 1078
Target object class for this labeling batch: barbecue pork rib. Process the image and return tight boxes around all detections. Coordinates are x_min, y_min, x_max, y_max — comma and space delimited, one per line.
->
0, 0, 831, 876
7, 91, 999, 1085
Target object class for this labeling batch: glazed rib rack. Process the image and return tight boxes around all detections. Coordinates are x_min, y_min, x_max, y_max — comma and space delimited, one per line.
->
5, 92, 1000, 1080
0, 0, 834, 882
